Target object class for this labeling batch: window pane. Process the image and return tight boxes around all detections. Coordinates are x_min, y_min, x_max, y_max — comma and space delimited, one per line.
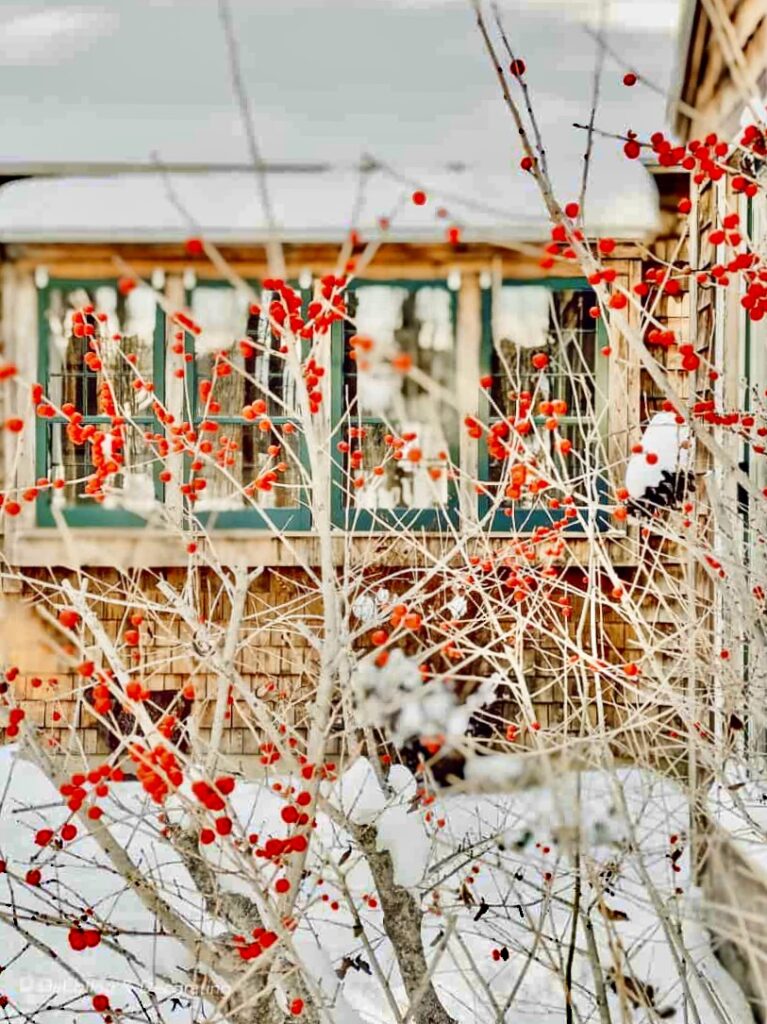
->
343, 422, 449, 511
191, 285, 251, 352
193, 286, 296, 418
194, 423, 303, 511
485, 420, 584, 511
46, 421, 157, 514
342, 286, 458, 506
46, 283, 157, 418
192, 285, 250, 417
346, 285, 455, 413
491, 288, 596, 416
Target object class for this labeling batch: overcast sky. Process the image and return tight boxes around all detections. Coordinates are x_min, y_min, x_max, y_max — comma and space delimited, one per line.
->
0, 0, 683, 236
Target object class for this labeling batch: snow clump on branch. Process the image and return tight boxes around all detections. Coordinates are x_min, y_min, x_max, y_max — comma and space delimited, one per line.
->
353, 648, 503, 747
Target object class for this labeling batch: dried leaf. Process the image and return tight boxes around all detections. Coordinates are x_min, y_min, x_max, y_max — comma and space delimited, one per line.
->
598, 903, 629, 922
459, 881, 476, 908
473, 898, 490, 921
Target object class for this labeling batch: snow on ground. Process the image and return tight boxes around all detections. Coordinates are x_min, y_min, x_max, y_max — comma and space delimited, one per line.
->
708, 763, 767, 875
0, 747, 202, 1019
0, 746, 754, 1023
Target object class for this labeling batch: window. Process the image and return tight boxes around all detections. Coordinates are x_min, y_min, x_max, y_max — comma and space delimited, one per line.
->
99, 688, 192, 753
479, 280, 609, 531
35, 275, 607, 535
331, 280, 459, 530
36, 278, 165, 527
185, 282, 310, 530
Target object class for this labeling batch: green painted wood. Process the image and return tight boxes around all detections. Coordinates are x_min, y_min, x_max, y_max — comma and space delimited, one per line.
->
330, 279, 460, 531
36, 277, 164, 528
478, 278, 610, 532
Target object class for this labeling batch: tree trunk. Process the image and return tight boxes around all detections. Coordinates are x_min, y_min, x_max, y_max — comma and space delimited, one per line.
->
359, 826, 457, 1024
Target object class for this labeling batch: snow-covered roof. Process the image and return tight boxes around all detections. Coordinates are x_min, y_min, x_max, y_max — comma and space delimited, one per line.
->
0, 166, 657, 245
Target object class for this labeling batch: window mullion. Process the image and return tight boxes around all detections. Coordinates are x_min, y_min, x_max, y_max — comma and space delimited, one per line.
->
457, 273, 481, 528
163, 274, 186, 526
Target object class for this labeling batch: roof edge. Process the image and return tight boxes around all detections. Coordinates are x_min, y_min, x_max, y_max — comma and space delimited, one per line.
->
670, 0, 702, 140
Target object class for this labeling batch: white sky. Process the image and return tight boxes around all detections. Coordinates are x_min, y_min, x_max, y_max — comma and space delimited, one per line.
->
0, 0, 683, 237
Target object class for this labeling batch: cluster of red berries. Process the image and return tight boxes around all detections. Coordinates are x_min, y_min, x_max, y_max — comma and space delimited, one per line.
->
253, 833, 309, 862
4, 706, 25, 739
311, 275, 349, 335
0, 373, 61, 514
35, 820, 78, 847
130, 743, 182, 804
267, 282, 307, 336
68, 925, 101, 951
60, 763, 120, 813
741, 123, 767, 157
192, 775, 237, 842
623, 129, 761, 199
192, 775, 235, 810
233, 925, 279, 961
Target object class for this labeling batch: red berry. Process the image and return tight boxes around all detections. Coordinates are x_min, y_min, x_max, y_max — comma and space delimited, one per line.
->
531, 353, 549, 370
623, 72, 637, 86
57, 609, 80, 630
25, 868, 41, 886
290, 998, 304, 1016
411, 190, 427, 206
275, 878, 291, 894
509, 58, 526, 77
564, 202, 579, 219
92, 994, 110, 1013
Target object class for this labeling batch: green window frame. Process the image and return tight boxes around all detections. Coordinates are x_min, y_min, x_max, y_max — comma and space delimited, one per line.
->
35, 275, 608, 536
330, 279, 460, 532
478, 278, 610, 533
183, 278, 312, 531
36, 277, 167, 528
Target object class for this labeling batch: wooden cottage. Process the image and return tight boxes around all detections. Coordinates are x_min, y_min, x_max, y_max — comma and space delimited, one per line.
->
671, 2, 767, 1014
0, 162, 693, 768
